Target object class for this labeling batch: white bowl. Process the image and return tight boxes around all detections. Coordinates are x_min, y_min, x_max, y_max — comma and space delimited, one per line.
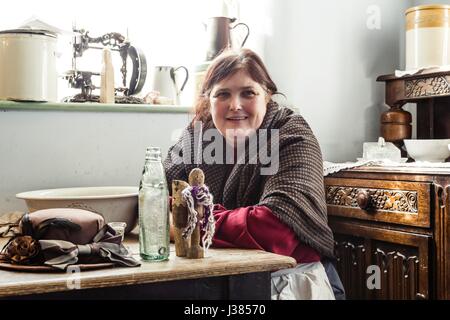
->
404, 139, 450, 162
16, 186, 138, 233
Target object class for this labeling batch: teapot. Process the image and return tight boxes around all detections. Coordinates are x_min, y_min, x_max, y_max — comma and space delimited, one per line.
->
204, 17, 250, 61
150, 66, 189, 105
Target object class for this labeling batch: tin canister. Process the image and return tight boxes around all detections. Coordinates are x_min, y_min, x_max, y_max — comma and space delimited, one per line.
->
0, 29, 57, 102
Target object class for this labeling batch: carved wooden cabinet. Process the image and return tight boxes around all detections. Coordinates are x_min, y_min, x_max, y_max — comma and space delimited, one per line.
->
325, 166, 450, 300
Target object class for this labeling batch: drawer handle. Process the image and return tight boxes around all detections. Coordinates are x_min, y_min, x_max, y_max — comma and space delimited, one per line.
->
356, 189, 370, 209
415, 293, 426, 300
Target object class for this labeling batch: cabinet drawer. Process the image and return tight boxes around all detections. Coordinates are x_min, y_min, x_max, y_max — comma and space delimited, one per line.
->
325, 178, 431, 228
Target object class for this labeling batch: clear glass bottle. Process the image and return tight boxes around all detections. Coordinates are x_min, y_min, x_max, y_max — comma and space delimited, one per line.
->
138, 147, 170, 261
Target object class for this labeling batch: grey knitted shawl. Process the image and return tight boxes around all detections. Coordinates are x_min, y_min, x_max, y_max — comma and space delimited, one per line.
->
163, 102, 334, 258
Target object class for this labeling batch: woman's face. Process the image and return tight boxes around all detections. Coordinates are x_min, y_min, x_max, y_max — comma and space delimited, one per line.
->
209, 70, 270, 143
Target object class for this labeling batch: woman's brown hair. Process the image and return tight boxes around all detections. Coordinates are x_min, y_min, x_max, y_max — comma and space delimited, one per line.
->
192, 48, 278, 124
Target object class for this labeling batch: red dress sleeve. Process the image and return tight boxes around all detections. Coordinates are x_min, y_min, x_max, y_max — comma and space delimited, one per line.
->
211, 204, 321, 263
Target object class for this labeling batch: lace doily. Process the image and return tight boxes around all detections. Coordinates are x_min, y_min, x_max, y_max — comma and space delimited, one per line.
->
323, 160, 450, 176
394, 65, 450, 77
323, 160, 375, 176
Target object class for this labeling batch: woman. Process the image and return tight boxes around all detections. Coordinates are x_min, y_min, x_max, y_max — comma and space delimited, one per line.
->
164, 48, 344, 300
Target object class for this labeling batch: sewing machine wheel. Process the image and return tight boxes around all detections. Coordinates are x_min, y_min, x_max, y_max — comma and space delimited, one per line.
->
127, 45, 147, 96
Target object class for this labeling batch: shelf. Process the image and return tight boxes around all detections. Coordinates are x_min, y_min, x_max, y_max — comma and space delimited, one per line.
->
376, 70, 450, 106
0, 100, 193, 114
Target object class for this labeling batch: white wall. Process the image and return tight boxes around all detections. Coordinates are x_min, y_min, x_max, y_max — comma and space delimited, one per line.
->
240, 0, 412, 161
0, 110, 190, 213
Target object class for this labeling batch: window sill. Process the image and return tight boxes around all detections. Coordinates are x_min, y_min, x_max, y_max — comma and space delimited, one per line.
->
0, 100, 192, 113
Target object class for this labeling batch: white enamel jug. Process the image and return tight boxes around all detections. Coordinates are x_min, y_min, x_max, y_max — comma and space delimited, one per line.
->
151, 66, 189, 105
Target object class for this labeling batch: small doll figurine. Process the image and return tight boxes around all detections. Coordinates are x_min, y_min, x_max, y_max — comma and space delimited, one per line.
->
171, 168, 215, 259
171, 180, 190, 257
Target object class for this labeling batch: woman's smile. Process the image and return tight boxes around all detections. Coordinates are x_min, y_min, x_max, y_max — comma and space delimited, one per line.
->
226, 114, 249, 121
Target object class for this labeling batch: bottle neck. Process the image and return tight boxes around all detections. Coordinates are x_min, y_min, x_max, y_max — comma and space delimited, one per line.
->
145, 147, 162, 162
145, 157, 161, 161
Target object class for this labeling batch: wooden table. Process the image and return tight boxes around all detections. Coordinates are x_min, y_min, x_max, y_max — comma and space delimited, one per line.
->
0, 234, 296, 300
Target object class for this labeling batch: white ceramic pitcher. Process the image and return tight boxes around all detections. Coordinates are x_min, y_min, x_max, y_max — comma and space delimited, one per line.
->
151, 66, 189, 105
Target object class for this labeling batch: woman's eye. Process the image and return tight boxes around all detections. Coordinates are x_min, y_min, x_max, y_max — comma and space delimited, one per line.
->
242, 90, 256, 98
214, 92, 230, 99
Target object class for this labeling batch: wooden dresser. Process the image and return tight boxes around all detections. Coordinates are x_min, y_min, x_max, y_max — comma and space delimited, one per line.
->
325, 166, 450, 300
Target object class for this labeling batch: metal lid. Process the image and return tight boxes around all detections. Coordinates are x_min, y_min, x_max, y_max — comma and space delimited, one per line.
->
406, 4, 450, 15
0, 28, 57, 38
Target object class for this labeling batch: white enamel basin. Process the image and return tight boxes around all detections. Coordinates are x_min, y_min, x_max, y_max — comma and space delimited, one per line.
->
16, 186, 138, 233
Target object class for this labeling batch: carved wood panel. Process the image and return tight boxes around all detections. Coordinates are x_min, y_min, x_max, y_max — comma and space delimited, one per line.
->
405, 76, 450, 98
325, 178, 431, 228
326, 186, 418, 214
334, 239, 424, 300
373, 249, 420, 300
435, 183, 450, 299
330, 219, 430, 300
334, 241, 368, 300
446, 185, 450, 300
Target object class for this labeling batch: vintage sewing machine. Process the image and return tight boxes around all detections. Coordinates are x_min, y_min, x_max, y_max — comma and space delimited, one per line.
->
63, 28, 147, 103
